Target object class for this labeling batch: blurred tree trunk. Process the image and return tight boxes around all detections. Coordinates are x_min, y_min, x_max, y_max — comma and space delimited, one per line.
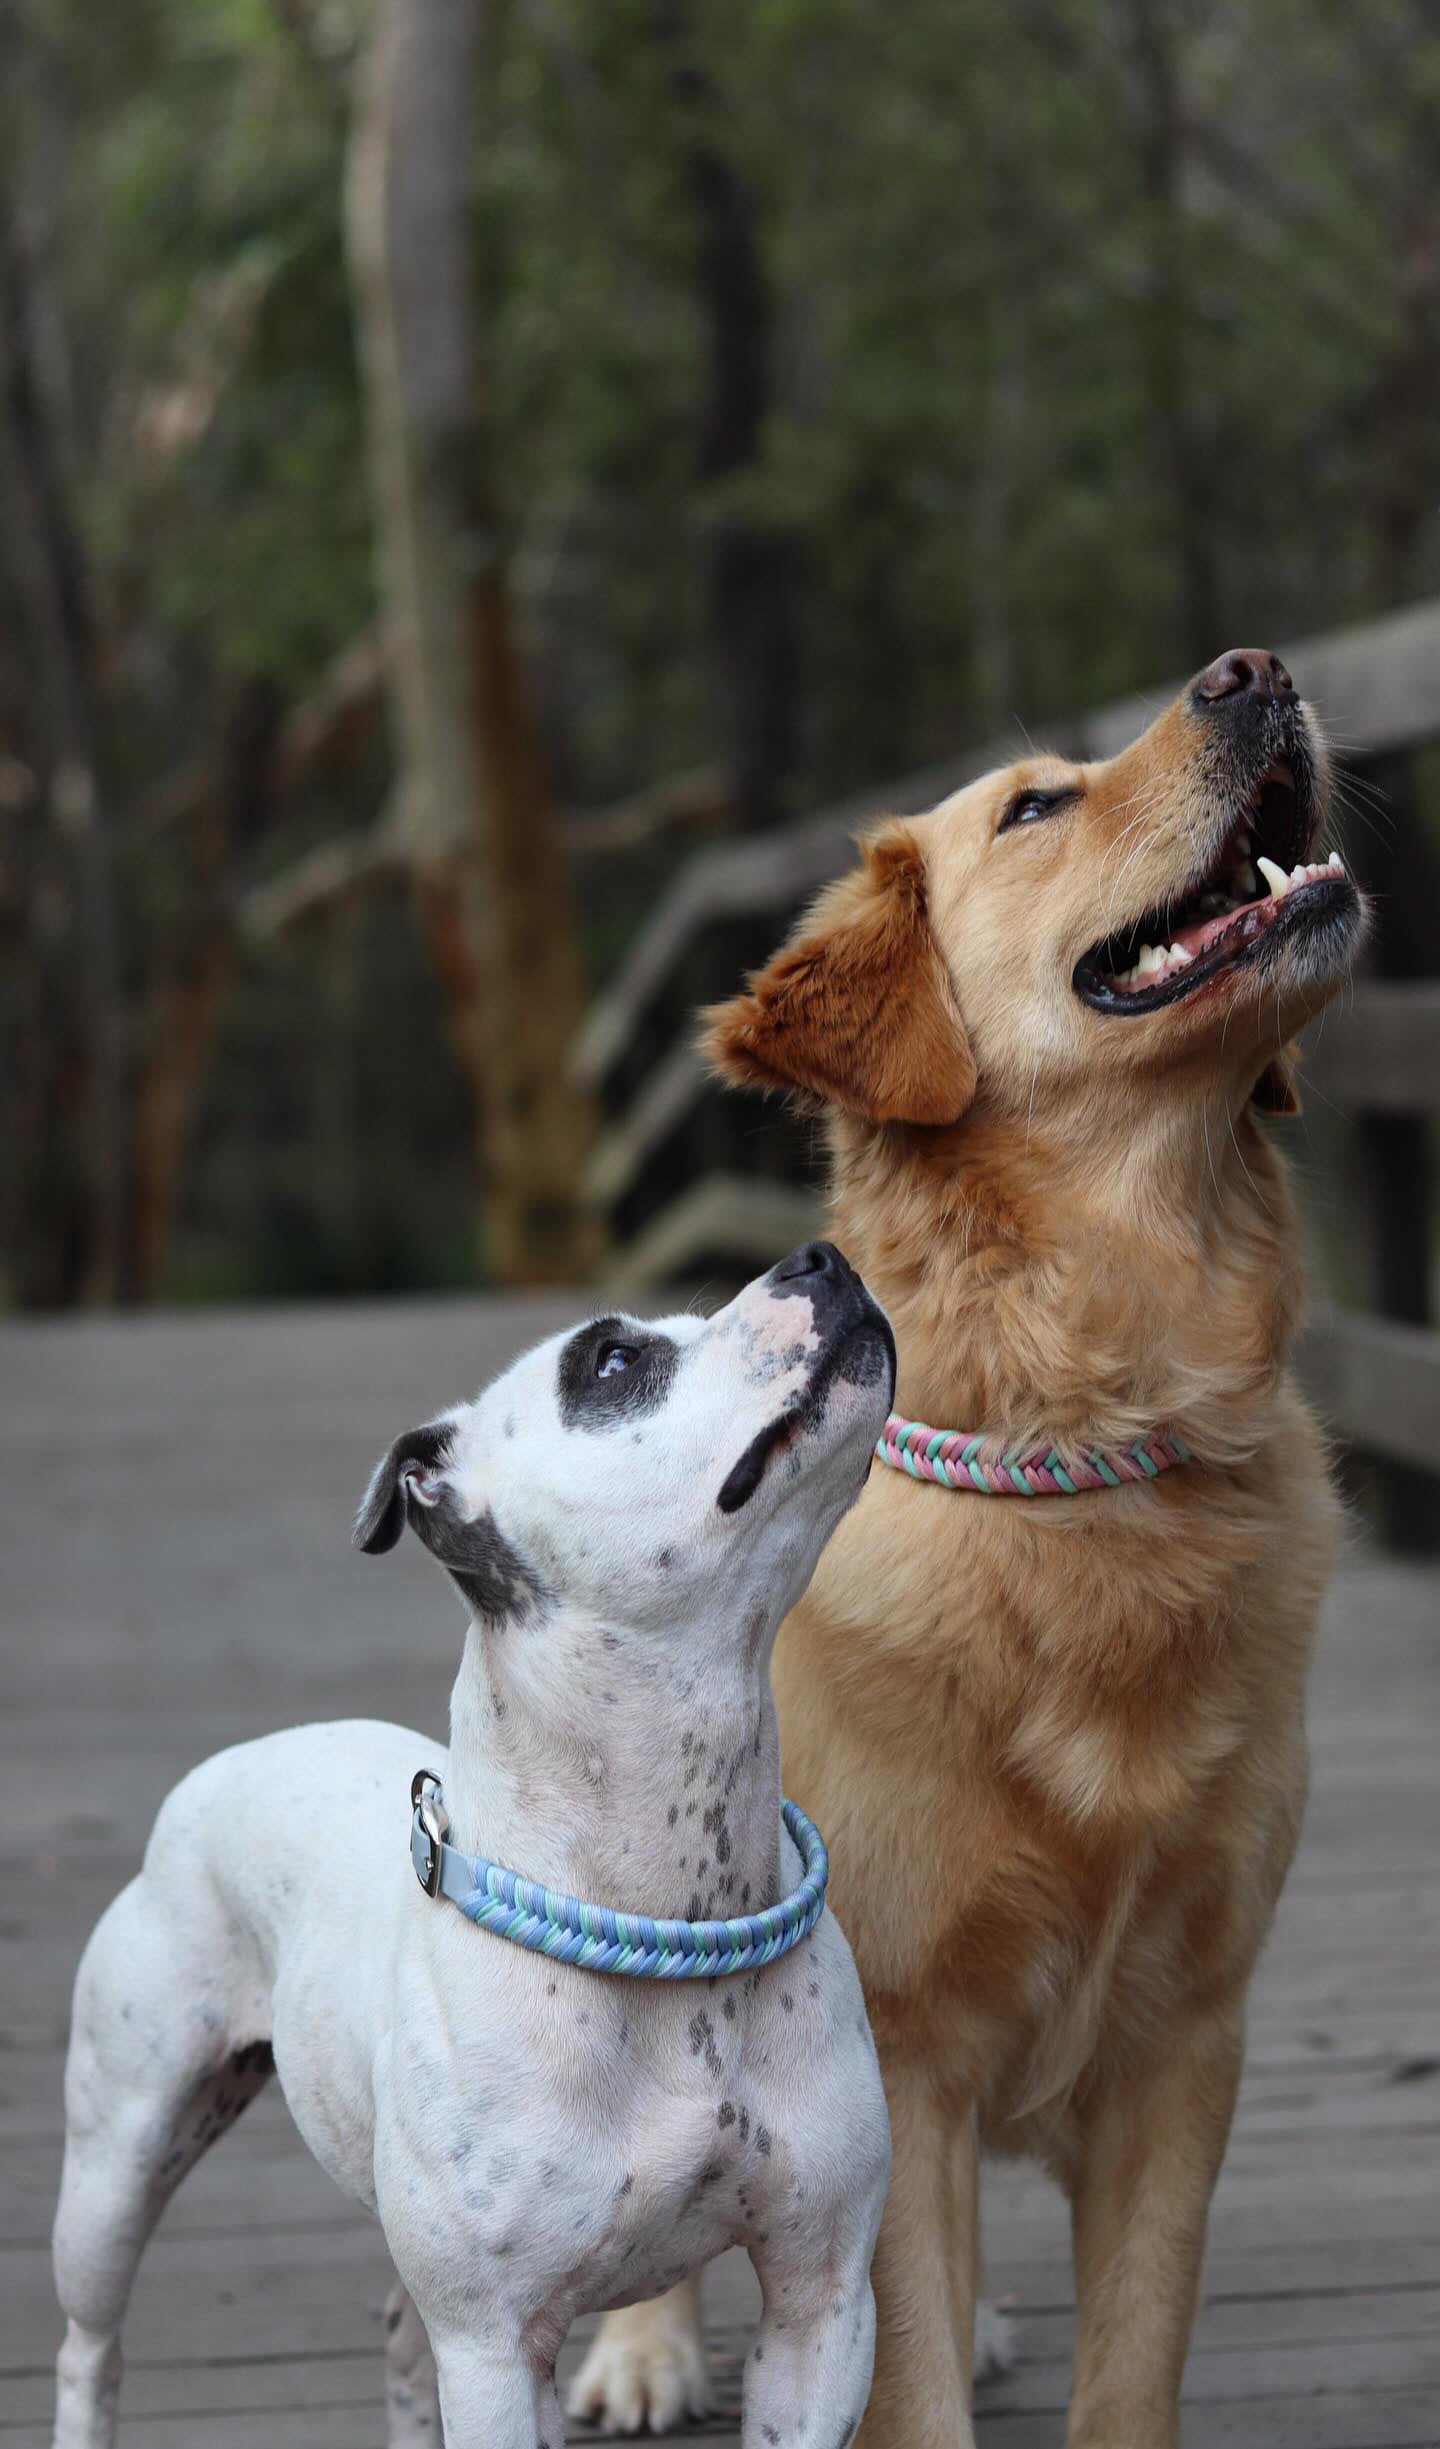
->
1130, 0, 1218, 668
1372, 198, 1438, 605
345, 0, 599, 1284
0, 12, 123, 1304
120, 680, 283, 1303
658, 0, 800, 834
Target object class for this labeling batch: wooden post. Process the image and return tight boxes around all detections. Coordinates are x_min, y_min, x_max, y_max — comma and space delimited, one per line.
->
1346, 749, 1436, 1550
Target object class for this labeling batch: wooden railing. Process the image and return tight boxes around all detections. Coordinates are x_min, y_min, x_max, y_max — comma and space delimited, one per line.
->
576, 599, 1440, 1537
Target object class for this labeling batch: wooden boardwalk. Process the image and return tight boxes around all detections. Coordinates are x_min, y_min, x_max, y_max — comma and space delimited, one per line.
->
2, 1297, 1437, 2448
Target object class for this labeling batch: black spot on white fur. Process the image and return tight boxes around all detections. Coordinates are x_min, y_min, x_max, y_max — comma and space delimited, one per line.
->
411, 1501, 550, 1625
354, 1425, 548, 1625
557, 1318, 680, 1430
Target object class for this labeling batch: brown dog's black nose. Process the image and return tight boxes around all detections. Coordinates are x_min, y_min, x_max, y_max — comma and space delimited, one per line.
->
1195, 646, 1294, 703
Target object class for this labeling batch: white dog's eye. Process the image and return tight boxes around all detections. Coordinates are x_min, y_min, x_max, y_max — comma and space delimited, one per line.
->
597, 1344, 638, 1378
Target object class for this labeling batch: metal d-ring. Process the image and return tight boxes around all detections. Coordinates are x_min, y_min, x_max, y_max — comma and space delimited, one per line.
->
410, 1767, 450, 1898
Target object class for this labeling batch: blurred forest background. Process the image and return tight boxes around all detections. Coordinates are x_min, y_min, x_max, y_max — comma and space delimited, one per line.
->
2, 0, 1437, 1309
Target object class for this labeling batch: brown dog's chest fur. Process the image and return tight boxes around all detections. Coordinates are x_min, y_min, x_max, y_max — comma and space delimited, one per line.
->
771, 1133, 1339, 2172
777, 1440, 1331, 2162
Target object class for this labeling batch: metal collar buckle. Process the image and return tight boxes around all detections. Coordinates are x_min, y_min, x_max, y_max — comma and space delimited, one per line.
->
411, 1767, 450, 1898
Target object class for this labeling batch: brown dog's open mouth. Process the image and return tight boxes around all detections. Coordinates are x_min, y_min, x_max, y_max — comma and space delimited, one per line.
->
1074, 753, 1356, 1015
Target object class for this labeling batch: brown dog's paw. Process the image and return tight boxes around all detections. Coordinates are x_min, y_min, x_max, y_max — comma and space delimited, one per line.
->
566, 2300, 710, 2434
974, 2296, 1018, 2387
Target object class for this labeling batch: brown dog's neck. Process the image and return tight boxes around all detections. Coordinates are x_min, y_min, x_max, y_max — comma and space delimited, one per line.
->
828, 1090, 1304, 1462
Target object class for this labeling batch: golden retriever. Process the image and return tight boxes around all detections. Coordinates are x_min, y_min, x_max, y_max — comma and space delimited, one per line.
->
569, 647, 1365, 2448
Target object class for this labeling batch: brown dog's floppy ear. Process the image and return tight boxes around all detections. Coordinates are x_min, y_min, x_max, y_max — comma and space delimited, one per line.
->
1251, 1044, 1302, 1116
703, 823, 976, 1126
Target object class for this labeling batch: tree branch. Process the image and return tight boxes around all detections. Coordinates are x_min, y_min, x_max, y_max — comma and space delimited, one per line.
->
131, 622, 389, 842
239, 809, 409, 941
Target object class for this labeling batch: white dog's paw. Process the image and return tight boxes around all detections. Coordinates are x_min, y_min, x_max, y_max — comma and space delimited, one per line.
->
973, 2294, 1018, 2386
566, 2309, 710, 2434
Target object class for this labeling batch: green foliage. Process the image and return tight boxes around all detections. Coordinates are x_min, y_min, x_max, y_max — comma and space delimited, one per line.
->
69, 0, 369, 695
2, 0, 1437, 1302
180, 891, 477, 1302
459, 0, 1440, 813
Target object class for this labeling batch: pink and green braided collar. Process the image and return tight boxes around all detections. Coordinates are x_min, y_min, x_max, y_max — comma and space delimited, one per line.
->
876, 1415, 1191, 1496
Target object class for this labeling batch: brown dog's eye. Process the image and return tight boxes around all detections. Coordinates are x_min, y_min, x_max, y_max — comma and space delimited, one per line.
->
998, 786, 1077, 834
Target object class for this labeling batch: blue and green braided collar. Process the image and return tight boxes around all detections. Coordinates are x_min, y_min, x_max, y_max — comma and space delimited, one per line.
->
409, 1771, 828, 1980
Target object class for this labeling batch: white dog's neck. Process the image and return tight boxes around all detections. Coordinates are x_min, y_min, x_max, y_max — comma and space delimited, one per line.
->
441, 1619, 785, 1919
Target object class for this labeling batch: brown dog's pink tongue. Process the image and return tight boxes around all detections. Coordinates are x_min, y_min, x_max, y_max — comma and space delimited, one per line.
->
1177, 895, 1270, 959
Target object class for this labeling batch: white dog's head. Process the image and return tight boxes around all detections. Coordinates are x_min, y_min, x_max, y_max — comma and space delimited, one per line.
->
354, 1243, 894, 1655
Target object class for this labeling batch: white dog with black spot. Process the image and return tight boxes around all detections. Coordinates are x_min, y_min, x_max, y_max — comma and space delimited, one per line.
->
51, 1244, 895, 2449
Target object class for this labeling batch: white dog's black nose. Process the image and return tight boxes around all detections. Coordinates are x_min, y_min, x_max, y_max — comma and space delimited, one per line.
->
773, 1240, 852, 1286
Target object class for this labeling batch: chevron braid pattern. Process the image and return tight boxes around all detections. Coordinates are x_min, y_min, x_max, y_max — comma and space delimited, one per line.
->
876, 1415, 1191, 1495
426, 1797, 829, 1979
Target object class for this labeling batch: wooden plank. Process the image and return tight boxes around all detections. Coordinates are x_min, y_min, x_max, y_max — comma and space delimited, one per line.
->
1, 2417, 386, 2449
2, 2231, 393, 2369
28, 2262, 1420, 2419
604, 1174, 823, 1290
1, 2349, 386, 2425
574, 805, 861, 1093
584, 1042, 709, 1208
1079, 596, 1440, 764
576, 596, 1440, 1097
984, 2332, 1440, 2413
979, 2234, 1440, 2314
1298, 1309, 1440, 1468
976, 2392, 1440, 2448
1003, 2287, 1440, 2360
1344, 750, 1440, 1483
1302, 982, 1440, 1117
3, 1307, 1437, 2448
585, 979, 1440, 1225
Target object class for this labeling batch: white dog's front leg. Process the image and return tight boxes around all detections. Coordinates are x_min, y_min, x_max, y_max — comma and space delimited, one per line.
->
383, 2280, 440, 2446
742, 2264, 876, 2449
430, 2334, 563, 2449
53, 2323, 122, 2449
565, 2272, 709, 2433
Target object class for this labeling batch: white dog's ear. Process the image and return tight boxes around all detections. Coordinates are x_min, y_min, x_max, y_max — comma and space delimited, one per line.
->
353, 1424, 451, 1555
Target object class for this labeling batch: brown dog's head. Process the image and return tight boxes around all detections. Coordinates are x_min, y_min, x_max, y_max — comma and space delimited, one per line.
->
707, 648, 1365, 1130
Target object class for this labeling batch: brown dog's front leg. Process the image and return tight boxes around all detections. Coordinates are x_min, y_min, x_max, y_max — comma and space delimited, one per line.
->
1065, 2009, 1244, 2449
859, 2068, 978, 2449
